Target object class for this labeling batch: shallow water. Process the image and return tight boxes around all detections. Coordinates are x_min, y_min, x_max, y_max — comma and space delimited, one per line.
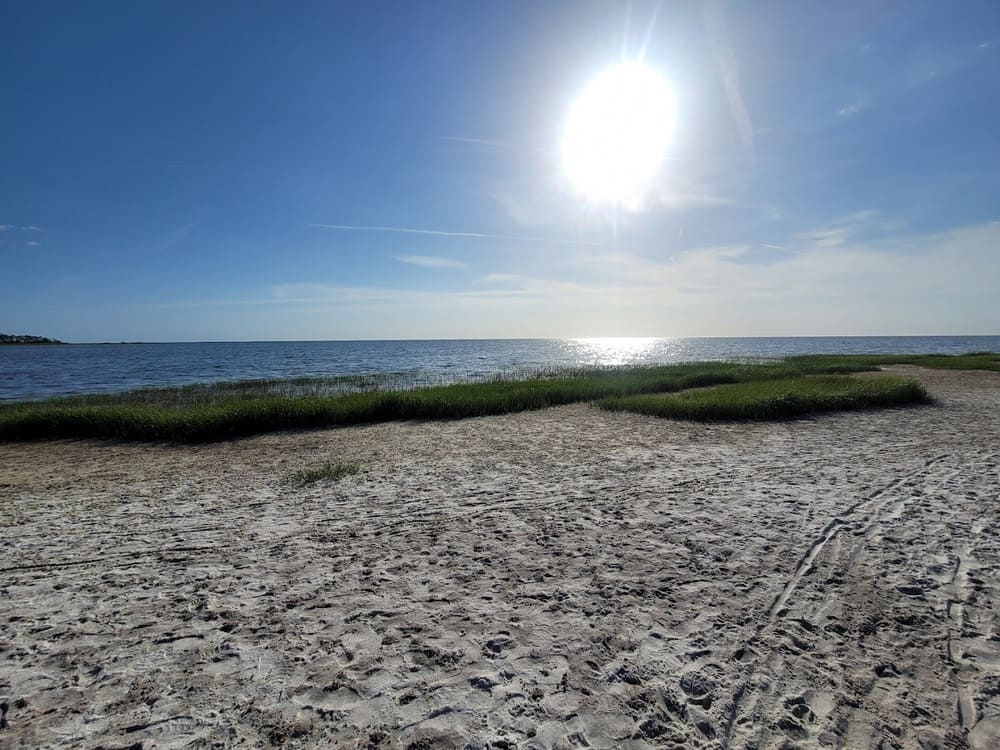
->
2, 335, 998, 401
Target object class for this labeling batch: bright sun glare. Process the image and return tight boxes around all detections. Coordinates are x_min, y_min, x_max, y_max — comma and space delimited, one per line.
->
561, 62, 674, 205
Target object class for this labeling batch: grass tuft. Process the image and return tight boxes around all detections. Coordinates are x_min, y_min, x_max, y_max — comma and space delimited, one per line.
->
291, 461, 361, 486
598, 375, 933, 422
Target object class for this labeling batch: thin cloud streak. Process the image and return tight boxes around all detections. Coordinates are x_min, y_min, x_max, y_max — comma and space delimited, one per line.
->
148, 223, 196, 254
438, 136, 513, 149
309, 223, 599, 246
704, 0, 755, 162
394, 254, 467, 269
0, 224, 43, 232
658, 191, 737, 210
273, 284, 532, 303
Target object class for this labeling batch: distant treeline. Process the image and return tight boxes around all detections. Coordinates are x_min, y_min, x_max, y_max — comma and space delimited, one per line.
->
0, 333, 64, 345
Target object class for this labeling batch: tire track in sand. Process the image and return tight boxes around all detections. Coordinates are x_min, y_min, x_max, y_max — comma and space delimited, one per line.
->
722, 454, 949, 748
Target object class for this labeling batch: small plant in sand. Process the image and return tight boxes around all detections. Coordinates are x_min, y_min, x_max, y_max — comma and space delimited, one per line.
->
291, 461, 361, 486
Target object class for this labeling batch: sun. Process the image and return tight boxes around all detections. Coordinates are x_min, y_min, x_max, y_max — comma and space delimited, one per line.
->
561, 62, 674, 205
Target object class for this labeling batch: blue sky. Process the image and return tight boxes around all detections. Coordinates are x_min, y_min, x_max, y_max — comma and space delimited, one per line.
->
2, 0, 998, 342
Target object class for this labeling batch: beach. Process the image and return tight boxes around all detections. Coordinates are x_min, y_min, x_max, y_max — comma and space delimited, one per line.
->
2, 366, 998, 749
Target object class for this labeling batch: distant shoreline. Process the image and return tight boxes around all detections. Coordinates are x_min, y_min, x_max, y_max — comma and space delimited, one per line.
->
0, 334, 65, 345
3, 335, 999, 346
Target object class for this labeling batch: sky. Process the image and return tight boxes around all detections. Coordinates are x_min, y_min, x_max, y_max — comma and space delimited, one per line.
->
2, 0, 999, 342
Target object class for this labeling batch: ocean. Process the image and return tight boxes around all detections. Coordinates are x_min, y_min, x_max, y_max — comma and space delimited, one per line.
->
2, 336, 998, 402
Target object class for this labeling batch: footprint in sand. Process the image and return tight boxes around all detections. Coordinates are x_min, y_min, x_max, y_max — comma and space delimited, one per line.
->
679, 670, 716, 710
483, 634, 513, 657
778, 695, 816, 741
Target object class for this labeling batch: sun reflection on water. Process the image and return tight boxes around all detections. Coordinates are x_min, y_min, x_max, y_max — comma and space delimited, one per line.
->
567, 337, 679, 366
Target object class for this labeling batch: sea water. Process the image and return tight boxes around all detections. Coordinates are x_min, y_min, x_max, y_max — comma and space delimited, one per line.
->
2, 336, 998, 401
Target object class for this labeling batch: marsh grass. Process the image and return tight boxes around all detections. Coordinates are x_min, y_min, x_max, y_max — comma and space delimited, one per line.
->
291, 461, 361, 486
4, 371, 460, 408
786, 352, 1000, 372
0, 352, 987, 442
0, 362, 802, 442
599, 375, 932, 422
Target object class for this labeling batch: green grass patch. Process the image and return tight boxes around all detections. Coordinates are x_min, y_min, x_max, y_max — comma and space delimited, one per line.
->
0, 362, 798, 443
785, 352, 1000, 372
291, 461, 361, 486
0, 372, 445, 409
0, 351, 989, 442
599, 375, 933, 422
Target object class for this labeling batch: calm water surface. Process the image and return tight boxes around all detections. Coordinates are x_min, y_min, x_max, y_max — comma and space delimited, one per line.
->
2, 336, 999, 401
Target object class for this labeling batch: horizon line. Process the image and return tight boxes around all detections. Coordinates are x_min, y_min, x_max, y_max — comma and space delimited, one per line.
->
28, 333, 1000, 345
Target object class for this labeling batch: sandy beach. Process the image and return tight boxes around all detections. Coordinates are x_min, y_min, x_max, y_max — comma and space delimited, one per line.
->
2, 366, 998, 749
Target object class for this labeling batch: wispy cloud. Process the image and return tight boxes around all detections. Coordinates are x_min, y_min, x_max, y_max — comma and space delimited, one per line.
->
906, 39, 995, 87
270, 276, 601, 309
474, 273, 523, 285
658, 191, 737, 210
308, 223, 598, 246
473, 273, 597, 297
270, 283, 529, 304
795, 210, 907, 249
703, 0, 755, 162
130, 220, 1000, 336
0, 224, 45, 249
439, 136, 513, 149
394, 254, 467, 269
148, 223, 196, 255
797, 227, 852, 248
0, 224, 43, 232
553, 220, 1000, 331
490, 191, 550, 227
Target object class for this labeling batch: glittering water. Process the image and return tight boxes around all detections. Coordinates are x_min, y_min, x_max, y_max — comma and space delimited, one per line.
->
2, 336, 998, 401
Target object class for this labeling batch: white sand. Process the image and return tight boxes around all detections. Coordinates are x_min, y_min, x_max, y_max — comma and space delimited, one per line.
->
1, 367, 999, 749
